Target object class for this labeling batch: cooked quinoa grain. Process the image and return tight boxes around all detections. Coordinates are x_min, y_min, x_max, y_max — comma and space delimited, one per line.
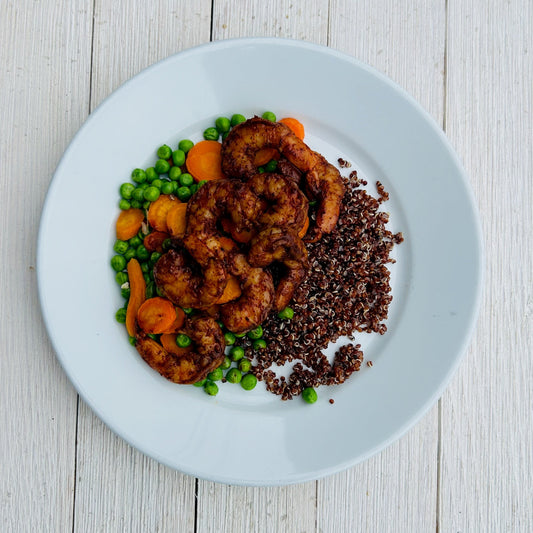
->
248, 170, 403, 400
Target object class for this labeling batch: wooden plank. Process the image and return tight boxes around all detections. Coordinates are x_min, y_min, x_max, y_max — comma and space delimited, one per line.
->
72, 2, 211, 531
0, 0, 93, 531
440, 1, 533, 531
193, 2, 328, 530
317, 2, 446, 531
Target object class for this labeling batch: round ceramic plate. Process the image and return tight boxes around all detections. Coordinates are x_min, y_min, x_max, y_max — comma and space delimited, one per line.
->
37, 38, 482, 485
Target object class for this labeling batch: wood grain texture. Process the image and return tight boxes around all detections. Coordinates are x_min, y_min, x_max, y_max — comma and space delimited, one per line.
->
316, 2, 446, 532
440, 1, 533, 531
0, 0, 93, 531
72, 2, 211, 531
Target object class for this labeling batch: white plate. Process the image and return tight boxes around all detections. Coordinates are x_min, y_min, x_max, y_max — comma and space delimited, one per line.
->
37, 38, 482, 485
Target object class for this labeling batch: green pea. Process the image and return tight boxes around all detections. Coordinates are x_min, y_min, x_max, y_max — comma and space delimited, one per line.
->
115, 308, 127, 323
176, 333, 192, 347
138, 182, 149, 190
124, 248, 136, 261
151, 178, 163, 189
190, 183, 199, 195
162, 238, 172, 250
278, 306, 294, 320
179, 173, 194, 187
230, 346, 244, 362
155, 159, 170, 174
143, 273, 151, 284
141, 262, 149, 273
216, 320, 224, 329
177, 186, 192, 202
198, 180, 208, 188
253, 339, 267, 350
238, 359, 251, 373
264, 159, 278, 172
121, 287, 130, 300
129, 235, 142, 248
113, 240, 128, 255
120, 182, 135, 199
145, 167, 158, 183
234, 331, 247, 338
131, 168, 147, 183
193, 379, 206, 387
143, 186, 159, 202
207, 367, 223, 382
222, 131, 230, 141
224, 332, 236, 346
132, 187, 145, 203
147, 333, 158, 341
128, 335, 136, 346
119, 199, 131, 210
220, 356, 232, 370
203, 127, 219, 141
308, 200, 317, 207
157, 144, 172, 160
143, 201, 151, 210
240, 373, 258, 391
150, 252, 162, 263
136, 244, 150, 261
182, 307, 193, 315
178, 139, 194, 153
130, 200, 142, 209
215, 116, 231, 133
169, 165, 182, 181
204, 381, 219, 396
262, 111, 276, 122
226, 368, 242, 384
172, 149, 186, 167
302, 387, 318, 404
257, 167, 265, 173
145, 281, 155, 299
159, 181, 172, 195
247, 325, 263, 340
230, 114, 246, 127
115, 271, 128, 285
111, 255, 126, 272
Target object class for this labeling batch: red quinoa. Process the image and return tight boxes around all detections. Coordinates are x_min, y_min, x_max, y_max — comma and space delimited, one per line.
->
241, 169, 403, 400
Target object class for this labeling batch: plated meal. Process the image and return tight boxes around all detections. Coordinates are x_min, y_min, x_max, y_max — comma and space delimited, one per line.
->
111, 111, 403, 402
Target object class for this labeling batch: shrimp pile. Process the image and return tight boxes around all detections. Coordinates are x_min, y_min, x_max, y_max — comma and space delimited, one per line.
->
145, 116, 345, 384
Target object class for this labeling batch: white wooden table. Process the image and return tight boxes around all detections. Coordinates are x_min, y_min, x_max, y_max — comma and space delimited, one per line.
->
1, 1, 531, 531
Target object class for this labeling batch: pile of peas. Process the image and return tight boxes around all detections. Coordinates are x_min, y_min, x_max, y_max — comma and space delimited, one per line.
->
110, 111, 318, 403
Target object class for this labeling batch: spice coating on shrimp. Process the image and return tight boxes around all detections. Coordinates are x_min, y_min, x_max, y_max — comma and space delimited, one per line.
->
135, 316, 225, 384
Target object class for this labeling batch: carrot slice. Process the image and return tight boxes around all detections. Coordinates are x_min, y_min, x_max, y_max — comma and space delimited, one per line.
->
166, 203, 188, 237
220, 218, 254, 244
137, 297, 177, 334
147, 194, 180, 232
160, 333, 194, 357
161, 307, 186, 334
254, 147, 279, 166
216, 276, 242, 304
186, 140, 225, 181
125, 259, 146, 336
280, 117, 305, 140
116, 208, 145, 241
144, 231, 170, 252
298, 215, 310, 239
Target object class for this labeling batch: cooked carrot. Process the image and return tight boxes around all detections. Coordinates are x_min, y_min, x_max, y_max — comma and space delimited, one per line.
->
216, 276, 242, 304
166, 202, 188, 237
185, 140, 225, 181
219, 236, 238, 252
280, 117, 305, 140
298, 215, 310, 238
220, 218, 254, 244
137, 297, 177, 334
161, 307, 186, 334
144, 231, 170, 252
160, 333, 194, 357
116, 208, 145, 241
125, 258, 146, 336
254, 147, 279, 166
147, 194, 180, 232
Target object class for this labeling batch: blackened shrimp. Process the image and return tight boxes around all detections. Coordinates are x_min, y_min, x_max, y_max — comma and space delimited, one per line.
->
220, 253, 274, 334
248, 227, 309, 312
221, 117, 345, 237
135, 316, 225, 384
247, 173, 308, 232
153, 248, 226, 309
